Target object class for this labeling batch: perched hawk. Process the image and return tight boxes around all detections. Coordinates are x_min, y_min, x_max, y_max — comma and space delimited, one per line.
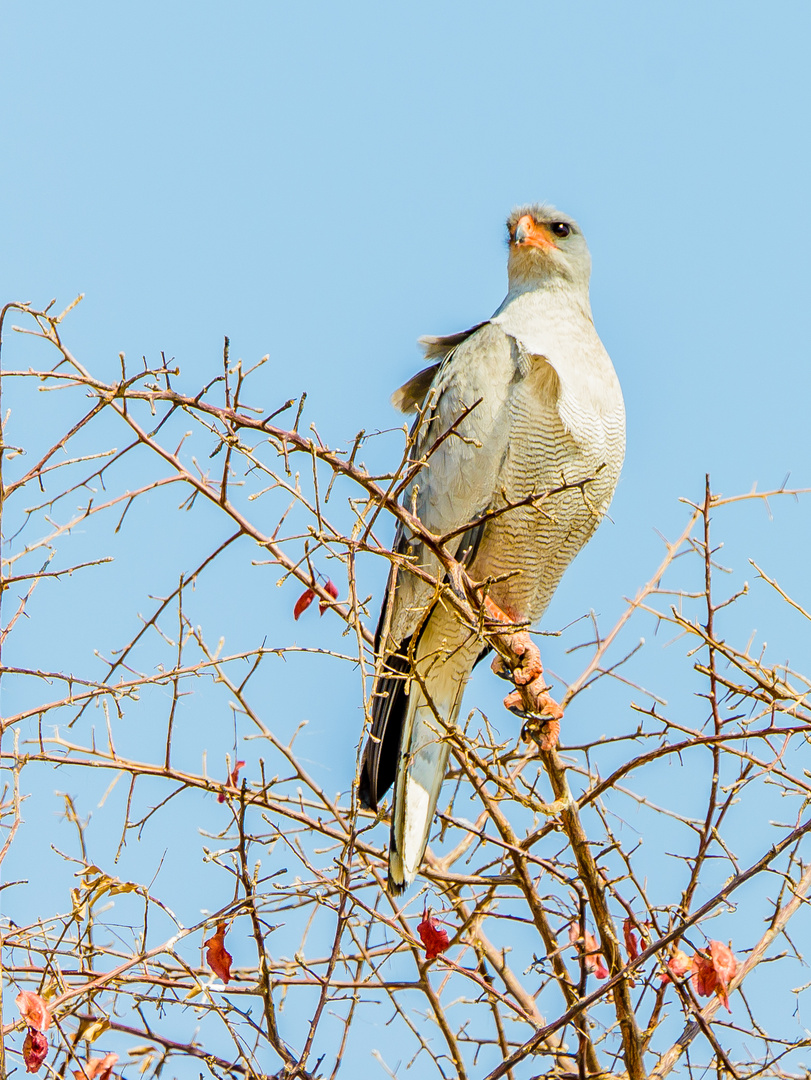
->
360, 205, 625, 893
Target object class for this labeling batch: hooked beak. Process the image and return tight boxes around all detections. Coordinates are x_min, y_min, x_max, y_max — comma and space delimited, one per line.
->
513, 214, 556, 251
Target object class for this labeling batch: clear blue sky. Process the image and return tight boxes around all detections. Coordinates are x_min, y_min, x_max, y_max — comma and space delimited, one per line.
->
3, 1, 811, 1074
5, 1, 810, 567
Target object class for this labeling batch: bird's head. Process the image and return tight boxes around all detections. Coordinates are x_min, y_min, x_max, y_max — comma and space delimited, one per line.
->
506, 205, 591, 292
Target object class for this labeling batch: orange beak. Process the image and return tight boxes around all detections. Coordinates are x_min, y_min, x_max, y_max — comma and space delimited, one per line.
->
513, 214, 556, 251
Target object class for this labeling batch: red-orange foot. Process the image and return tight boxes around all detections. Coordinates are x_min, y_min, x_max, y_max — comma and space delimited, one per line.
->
521, 712, 561, 752
483, 601, 563, 749
510, 675, 563, 751
503, 681, 564, 721
490, 629, 543, 686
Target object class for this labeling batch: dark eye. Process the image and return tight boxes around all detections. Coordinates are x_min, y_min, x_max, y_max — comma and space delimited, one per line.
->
551, 222, 571, 238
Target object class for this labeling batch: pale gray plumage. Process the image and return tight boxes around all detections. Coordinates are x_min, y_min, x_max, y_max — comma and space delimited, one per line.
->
360, 205, 625, 893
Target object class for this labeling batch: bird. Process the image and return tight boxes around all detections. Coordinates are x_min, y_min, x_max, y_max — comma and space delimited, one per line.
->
359, 204, 625, 894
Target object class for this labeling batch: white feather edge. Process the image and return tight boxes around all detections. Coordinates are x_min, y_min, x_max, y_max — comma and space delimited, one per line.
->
389, 683, 455, 891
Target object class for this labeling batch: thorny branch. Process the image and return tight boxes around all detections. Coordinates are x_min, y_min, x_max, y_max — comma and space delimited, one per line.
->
2, 301, 811, 1079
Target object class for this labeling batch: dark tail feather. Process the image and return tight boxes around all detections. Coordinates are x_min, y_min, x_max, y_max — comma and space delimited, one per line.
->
359, 641, 411, 810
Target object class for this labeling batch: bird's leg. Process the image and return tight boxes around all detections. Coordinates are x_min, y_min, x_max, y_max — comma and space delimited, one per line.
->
482, 596, 544, 686
483, 596, 563, 751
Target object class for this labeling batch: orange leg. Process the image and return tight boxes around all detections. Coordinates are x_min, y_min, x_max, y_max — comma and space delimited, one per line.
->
483, 596, 563, 751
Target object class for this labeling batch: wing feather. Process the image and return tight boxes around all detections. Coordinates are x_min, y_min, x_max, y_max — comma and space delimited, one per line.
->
385, 322, 519, 650
360, 323, 521, 811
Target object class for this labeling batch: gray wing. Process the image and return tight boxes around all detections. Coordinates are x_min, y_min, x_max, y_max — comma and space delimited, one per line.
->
390, 321, 490, 414
359, 322, 519, 810
386, 321, 521, 649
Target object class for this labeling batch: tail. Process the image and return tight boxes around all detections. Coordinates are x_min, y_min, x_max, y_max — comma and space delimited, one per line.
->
388, 678, 455, 894
387, 603, 483, 893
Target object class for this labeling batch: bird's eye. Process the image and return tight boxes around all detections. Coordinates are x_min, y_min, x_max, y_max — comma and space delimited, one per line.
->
551, 222, 571, 238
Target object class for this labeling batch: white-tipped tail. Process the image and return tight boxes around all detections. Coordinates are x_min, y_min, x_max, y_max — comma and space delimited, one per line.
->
386, 604, 482, 894
388, 690, 452, 893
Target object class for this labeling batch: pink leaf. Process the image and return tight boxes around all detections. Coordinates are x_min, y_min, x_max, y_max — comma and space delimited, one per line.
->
204, 921, 233, 984
23, 1029, 48, 1073
218, 760, 246, 803
417, 907, 450, 961
318, 578, 339, 616
569, 923, 608, 980
692, 940, 738, 1011
16, 992, 50, 1033
293, 588, 315, 620
661, 948, 692, 983
73, 1052, 119, 1080
623, 918, 640, 962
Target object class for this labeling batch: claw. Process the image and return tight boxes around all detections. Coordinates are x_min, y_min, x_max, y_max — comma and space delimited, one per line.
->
490, 654, 514, 682
521, 714, 561, 752
503, 683, 563, 721
491, 630, 543, 686
510, 634, 543, 686
503, 676, 563, 750
504, 700, 535, 721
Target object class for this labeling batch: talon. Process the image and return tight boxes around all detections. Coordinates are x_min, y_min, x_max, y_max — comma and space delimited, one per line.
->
503, 684, 563, 722
505, 701, 537, 722
530, 685, 564, 722
503, 688, 527, 715
485, 602, 555, 714
521, 714, 561, 752
490, 654, 514, 682
512, 657, 542, 686
493, 630, 544, 686
509, 631, 543, 686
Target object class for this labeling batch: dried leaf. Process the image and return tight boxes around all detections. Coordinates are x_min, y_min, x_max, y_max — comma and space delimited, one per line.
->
217, 760, 246, 803
204, 921, 233, 984
75, 1016, 110, 1043
76, 867, 138, 900
73, 1052, 119, 1080
623, 918, 640, 962
16, 991, 50, 1033
661, 948, 692, 983
293, 588, 315, 620
568, 923, 608, 980
318, 578, 339, 615
108, 880, 138, 895
71, 888, 88, 921
692, 940, 737, 1011
417, 907, 450, 961
23, 1029, 48, 1073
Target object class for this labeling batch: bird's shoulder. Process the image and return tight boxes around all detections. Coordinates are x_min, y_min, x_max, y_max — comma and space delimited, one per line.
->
391, 321, 516, 414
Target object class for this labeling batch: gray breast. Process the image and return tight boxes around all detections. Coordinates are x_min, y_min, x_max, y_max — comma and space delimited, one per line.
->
469, 353, 623, 623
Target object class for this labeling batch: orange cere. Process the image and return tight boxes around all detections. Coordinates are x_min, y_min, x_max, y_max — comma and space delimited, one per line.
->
513, 214, 557, 251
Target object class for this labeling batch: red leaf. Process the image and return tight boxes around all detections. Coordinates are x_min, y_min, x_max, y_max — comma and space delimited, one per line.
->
218, 760, 246, 803
661, 947, 692, 983
623, 918, 639, 962
16, 992, 50, 1033
568, 923, 608, 980
23, 1029, 48, 1073
73, 1052, 119, 1080
691, 940, 737, 1011
318, 578, 339, 616
204, 921, 233, 984
590, 946, 609, 980
417, 907, 450, 961
293, 588, 315, 620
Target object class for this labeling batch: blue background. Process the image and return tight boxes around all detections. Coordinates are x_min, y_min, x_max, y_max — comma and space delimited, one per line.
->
3, 2, 811, 1076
